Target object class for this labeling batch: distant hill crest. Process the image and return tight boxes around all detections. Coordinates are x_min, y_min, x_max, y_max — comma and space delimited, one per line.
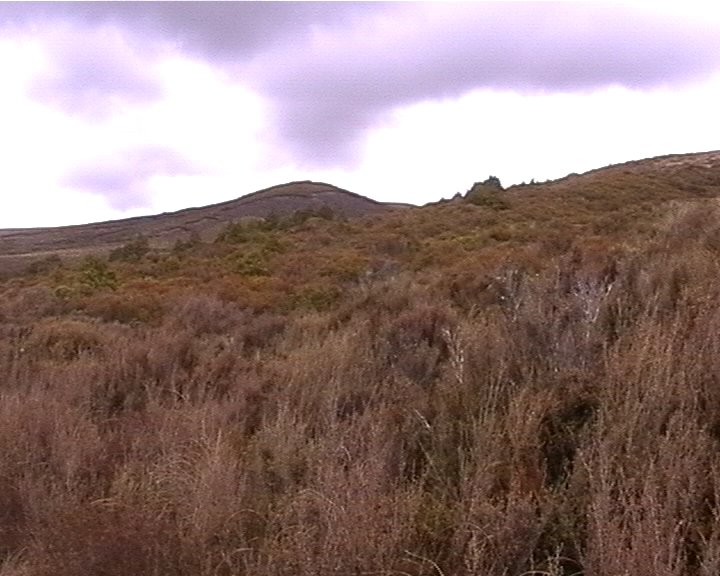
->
2, 151, 719, 274
0, 181, 407, 268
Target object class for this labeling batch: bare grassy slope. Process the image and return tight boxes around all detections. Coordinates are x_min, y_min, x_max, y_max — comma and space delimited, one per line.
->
502, 150, 720, 232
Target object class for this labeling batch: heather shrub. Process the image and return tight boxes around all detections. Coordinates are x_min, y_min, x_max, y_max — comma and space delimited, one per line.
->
25, 254, 63, 275
168, 293, 242, 336
109, 236, 150, 263
3, 172, 720, 574
81, 289, 167, 324
0, 284, 61, 322
291, 282, 341, 312
25, 317, 107, 362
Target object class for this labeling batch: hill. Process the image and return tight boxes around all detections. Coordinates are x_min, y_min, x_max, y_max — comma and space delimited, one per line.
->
0, 180, 408, 274
2, 151, 720, 576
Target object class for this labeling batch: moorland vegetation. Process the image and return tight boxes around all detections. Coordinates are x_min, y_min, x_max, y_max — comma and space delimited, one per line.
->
2, 153, 720, 575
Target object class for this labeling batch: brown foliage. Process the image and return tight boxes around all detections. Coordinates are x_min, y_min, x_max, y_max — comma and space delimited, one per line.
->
3, 188, 720, 574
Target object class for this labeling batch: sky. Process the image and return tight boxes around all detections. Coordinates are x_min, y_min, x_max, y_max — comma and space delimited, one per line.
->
1, 2, 720, 229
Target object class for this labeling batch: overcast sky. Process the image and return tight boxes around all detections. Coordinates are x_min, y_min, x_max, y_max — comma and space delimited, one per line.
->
1, 2, 719, 228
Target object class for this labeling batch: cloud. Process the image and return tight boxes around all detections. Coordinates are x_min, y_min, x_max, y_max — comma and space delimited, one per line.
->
5, 2, 720, 167
62, 146, 199, 210
25, 23, 164, 119
247, 3, 720, 165
2, 2, 377, 122
0, 2, 379, 60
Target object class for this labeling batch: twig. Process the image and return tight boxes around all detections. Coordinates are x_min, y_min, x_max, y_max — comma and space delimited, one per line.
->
404, 550, 446, 576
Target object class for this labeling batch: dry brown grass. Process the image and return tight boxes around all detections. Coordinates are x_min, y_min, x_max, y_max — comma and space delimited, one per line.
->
2, 173, 720, 574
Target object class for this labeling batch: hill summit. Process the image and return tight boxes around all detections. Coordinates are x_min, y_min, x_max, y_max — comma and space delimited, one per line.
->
0, 180, 407, 270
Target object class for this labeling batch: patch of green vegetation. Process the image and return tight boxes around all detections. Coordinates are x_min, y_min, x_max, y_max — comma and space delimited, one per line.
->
78, 257, 118, 292
465, 176, 510, 210
226, 249, 270, 277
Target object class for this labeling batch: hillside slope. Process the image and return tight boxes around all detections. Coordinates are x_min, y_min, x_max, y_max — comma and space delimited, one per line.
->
3, 151, 720, 575
0, 180, 407, 265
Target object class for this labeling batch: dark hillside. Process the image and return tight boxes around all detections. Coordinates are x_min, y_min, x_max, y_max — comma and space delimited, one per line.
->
2, 151, 720, 575
0, 181, 407, 275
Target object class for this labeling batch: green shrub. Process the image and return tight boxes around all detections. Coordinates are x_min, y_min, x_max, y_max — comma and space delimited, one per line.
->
79, 257, 118, 291
227, 250, 270, 277
465, 180, 510, 210
216, 222, 286, 254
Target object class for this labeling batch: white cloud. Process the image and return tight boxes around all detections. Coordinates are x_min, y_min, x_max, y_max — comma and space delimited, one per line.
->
347, 73, 720, 205
0, 40, 271, 227
1, 4, 720, 228
26, 22, 165, 119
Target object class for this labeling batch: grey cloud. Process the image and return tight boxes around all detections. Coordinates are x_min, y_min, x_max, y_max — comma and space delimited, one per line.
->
26, 25, 163, 119
63, 147, 198, 210
248, 3, 720, 164
5, 3, 720, 166
1, 2, 381, 60
2, 2, 379, 120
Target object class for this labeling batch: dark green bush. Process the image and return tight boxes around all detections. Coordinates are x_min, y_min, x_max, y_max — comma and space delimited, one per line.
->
79, 257, 118, 291
465, 177, 509, 210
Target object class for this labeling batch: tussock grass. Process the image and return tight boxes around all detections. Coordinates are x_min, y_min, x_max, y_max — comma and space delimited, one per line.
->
2, 169, 720, 574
